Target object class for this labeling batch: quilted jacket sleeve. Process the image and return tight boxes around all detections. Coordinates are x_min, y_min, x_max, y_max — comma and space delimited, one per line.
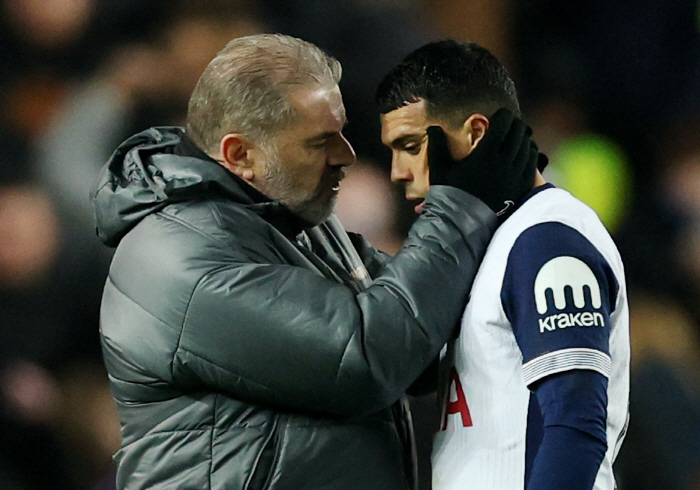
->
180, 186, 495, 415
103, 186, 496, 416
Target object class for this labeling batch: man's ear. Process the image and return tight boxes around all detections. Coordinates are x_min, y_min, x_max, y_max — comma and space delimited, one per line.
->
445, 113, 490, 160
218, 133, 255, 181
462, 113, 489, 150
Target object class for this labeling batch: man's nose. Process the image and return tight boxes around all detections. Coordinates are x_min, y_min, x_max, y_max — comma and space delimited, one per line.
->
390, 157, 412, 182
328, 133, 356, 167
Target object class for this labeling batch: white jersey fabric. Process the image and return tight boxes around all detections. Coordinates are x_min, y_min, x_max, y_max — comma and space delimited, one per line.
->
432, 185, 630, 490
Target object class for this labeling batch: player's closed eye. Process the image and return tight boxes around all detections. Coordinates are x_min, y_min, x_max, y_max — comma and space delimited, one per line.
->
404, 144, 421, 155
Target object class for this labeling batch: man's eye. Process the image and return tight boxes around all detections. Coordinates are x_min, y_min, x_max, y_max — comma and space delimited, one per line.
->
404, 145, 421, 155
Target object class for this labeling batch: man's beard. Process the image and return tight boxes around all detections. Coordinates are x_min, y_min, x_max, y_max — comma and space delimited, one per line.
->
261, 146, 345, 225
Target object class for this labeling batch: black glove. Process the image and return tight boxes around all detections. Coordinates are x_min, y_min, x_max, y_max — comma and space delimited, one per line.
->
427, 108, 539, 217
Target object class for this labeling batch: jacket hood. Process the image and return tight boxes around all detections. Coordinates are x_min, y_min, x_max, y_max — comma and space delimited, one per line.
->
91, 127, 254, 247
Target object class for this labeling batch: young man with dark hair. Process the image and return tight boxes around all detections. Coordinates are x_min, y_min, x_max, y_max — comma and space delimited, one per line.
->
377, 39, 630, 490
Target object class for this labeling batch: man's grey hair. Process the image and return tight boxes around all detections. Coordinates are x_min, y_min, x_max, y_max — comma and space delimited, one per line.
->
186, 33, 342, 155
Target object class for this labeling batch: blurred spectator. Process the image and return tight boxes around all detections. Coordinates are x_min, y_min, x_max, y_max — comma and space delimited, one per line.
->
0, 0, 169, 137
616, 112, 700, 321
335, 160, 404, 255
36, 0, 265, 246
257, 0, 436, 160
513, 0, 700, 188
419, 0, 512, 66
0, 130, 114, 489
612, 109, 700, 488
615, 291, 700, 490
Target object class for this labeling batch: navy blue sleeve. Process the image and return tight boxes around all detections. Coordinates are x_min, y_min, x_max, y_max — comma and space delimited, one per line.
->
501, 222, 619, 386
526, 370, 608, 490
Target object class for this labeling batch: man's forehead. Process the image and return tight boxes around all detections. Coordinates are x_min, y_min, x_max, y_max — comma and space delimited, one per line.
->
289, 85, 346, 128
292, 85, 343, 111
381, 100, 430, 142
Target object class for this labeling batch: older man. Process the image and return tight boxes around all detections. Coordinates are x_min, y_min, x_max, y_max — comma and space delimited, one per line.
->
92, 34, 538, 489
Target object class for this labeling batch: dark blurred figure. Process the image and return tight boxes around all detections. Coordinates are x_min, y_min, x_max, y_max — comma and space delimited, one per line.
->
0, 131, 117, 490
36, 0, 264, 246
257, 0, 435, 161
616, 113, 700, 323
513, 0, 700, 189
0, 0, 169, 137
335, 159, 404, 255
613, 111, 700, 489
614, 292, 700, 490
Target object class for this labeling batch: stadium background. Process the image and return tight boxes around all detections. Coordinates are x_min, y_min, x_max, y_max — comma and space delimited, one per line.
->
0, 0, 699, 488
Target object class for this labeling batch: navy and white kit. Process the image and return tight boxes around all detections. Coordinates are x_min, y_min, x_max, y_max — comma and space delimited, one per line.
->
432, 184, 630, 490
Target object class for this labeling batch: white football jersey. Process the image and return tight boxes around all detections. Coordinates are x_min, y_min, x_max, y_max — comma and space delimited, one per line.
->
432, 185, 630, 490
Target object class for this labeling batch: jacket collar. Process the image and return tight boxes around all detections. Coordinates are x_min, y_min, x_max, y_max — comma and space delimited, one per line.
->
93, 127, 317, 246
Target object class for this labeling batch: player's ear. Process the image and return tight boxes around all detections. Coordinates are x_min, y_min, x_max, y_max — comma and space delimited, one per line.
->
446, 114, 489, 159
461, 113, 489, 150
218, 133, 255, 181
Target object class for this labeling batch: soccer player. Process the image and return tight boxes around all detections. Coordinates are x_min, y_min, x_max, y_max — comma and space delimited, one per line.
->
376, 40, 630, 490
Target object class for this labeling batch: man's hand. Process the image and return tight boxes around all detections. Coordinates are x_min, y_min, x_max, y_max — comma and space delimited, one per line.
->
427, 108, 539, 217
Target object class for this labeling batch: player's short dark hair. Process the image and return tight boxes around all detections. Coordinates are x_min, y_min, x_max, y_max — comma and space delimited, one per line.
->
375, 39, 521, 127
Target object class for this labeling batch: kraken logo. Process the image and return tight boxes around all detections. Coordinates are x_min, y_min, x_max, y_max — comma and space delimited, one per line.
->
534, 256, 601, 314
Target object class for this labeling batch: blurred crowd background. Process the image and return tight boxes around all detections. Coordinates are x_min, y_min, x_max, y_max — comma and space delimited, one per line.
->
0, 0, 699, 489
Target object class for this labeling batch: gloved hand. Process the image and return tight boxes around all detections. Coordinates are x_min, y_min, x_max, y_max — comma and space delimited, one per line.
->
427, 108, 539, 217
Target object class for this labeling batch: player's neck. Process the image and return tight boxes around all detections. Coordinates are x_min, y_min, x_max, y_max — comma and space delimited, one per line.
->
533, 171, 547, 188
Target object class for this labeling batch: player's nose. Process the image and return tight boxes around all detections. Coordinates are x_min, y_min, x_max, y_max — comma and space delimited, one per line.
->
390, 156, 412, 182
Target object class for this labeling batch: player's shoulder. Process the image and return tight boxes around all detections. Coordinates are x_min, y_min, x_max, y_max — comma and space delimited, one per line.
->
517, 185, 597, 224
500, 185, 609, 244
499, 185, 625, 281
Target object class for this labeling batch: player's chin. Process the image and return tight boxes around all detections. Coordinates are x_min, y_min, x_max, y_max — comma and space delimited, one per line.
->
409, 198, 425, 215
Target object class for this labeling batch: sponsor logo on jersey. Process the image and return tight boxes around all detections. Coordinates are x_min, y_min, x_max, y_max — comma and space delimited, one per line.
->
537, 311, 604, 332
534, 256, 603, 333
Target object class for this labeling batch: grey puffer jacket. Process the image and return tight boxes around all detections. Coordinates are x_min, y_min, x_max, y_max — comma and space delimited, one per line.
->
92, 127, 496, 490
